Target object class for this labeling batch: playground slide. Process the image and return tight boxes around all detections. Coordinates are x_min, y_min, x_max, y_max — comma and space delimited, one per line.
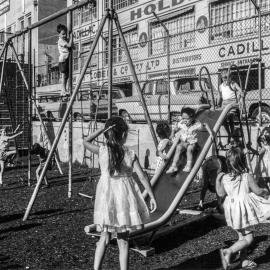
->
85, 103, 238, 240
128, 103, 238, 239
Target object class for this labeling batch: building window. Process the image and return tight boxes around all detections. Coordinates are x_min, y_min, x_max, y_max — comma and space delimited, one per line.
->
0, 30, 4, 44
80, 41, 98, 69
20, 20, 24, 30
150, 9, 195, 56
73, 44, 79, 71
104, 28, 138, 65
27, 16, 31, 26
73, 8, 80, 27
210, 0, 270, 42
73, 0, 96, 26
104, 0, 138, 11
81, 3, 97, 23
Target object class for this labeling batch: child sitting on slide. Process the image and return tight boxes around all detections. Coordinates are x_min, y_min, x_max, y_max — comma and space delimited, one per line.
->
167, 107, 203, 174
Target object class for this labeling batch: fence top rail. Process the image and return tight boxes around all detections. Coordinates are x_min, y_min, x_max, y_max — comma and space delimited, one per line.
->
7, 0, 95, 40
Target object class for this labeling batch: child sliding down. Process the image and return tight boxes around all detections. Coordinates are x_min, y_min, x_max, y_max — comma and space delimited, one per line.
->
167, 107, 202, 174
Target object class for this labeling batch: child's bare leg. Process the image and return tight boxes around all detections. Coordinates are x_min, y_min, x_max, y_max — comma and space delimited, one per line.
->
117, 233, 129, 270
94, 232, 110, 270
61, 73, 68, 95
167, 143, 185, 173
0, 160, 4, 185
183, 144, 196, 172
223, 118, 231, 144
222, 230, 253, 267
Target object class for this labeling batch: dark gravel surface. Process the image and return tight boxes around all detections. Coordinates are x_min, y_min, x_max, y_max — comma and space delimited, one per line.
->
1, 165, 270, 270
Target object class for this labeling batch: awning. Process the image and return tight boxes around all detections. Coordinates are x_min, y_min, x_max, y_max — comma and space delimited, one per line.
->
150, 6, 194, 25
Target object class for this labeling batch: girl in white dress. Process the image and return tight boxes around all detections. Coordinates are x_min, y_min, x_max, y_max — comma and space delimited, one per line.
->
83, 116, 157, 270
216, 147, 270, 270
255, 126, 270, 191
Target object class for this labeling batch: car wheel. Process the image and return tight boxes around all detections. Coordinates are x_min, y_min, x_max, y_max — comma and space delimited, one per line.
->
121, 110, 132, 123
251, 105, 270, 126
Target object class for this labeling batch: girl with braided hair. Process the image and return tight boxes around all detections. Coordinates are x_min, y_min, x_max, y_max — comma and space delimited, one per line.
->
83, 116, 157, 270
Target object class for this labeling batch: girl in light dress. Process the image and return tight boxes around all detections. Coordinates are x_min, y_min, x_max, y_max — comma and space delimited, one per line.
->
216, 147, 270, 270
83, 116, 157, 270
155, 122, 172, 174
255, 126, 270, 192
0, 125, 23, 186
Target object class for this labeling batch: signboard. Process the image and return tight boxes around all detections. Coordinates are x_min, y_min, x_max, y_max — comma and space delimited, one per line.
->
0, 0, 10, 16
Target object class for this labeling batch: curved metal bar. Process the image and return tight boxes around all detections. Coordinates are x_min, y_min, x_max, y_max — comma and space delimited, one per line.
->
129, 103, 237, 238
199, 66, 215, 110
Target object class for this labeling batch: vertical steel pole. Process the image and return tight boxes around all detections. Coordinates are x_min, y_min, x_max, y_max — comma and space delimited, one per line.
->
68, 11, 73, 198
107, 0, 113, 118
250, 1, 262, 126
114, 14, 158, 147
23, 14, 109, 221
258, 7, 262, 127
0, 44, 8, 96
28, 29, 33, 186
152, 12, 170, 123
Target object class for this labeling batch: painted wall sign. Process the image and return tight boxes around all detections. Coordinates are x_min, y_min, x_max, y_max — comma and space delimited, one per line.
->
139, 32, 147, 47
218, 40, 269, 58
73, 24, 97, 40
130, 0, 194, 21
196, 16, 208, 33
0, 0, 10, 16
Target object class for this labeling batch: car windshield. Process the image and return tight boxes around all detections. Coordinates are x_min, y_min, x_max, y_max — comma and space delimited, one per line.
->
173, 77, 209, 94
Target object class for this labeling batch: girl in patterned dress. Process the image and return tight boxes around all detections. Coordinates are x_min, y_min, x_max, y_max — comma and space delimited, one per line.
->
166, 107, 203, 173
216, 147, 270, 270
155, 122, 172, 174
83, 116, 157, 270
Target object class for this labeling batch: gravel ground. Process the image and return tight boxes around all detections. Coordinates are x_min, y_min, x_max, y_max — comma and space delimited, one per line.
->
1, 165, 270, 270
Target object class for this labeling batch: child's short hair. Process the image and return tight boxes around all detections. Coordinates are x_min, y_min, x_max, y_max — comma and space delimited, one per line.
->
57, 24, 67, 34
156, 122, 171, 139
181, 107, 196, 118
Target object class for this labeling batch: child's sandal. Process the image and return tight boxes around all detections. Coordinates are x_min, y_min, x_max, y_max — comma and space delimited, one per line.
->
241, 260, 257, 269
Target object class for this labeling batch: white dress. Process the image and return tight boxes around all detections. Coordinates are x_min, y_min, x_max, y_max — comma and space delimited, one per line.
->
94, 145, 150, 233
222, 173, 270, 230
155, 138, 171, 174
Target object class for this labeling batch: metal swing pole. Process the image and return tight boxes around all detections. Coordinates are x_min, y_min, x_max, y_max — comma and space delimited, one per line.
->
68, 10, 73, 198
250, 0, 262, 125
8, 40, 63, 176
0, 44, 8, 96
108, 0, 113, 118
28, 29, 33, 186
23, 13, 109, 221
113, 13, 158, 148
152, 12, 171, 123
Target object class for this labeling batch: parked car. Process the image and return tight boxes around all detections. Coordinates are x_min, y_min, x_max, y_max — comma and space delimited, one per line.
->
115, 77, 270, 124
115, 77, 211, 122
35, 87, 126, 122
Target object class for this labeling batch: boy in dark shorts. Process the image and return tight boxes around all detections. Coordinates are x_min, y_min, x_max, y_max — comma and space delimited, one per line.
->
57, 24, 73, 97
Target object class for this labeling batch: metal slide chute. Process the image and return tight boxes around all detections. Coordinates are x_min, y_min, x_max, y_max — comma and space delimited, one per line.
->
85, 103, 237, 242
